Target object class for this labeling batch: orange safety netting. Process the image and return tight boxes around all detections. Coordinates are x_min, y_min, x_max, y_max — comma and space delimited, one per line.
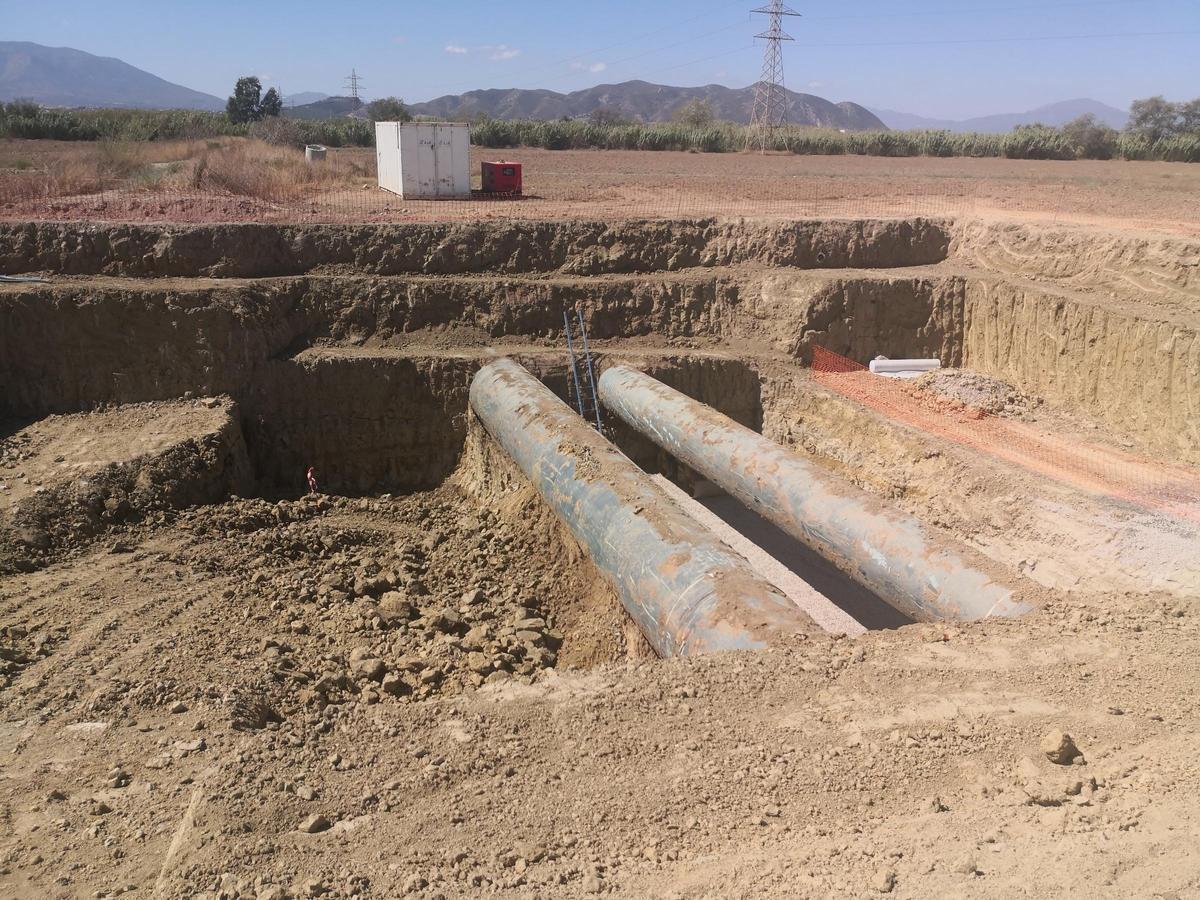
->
809, 346, 1200, 524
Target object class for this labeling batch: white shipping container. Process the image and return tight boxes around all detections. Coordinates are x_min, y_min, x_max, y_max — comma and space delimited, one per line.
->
375, 122, 471, 199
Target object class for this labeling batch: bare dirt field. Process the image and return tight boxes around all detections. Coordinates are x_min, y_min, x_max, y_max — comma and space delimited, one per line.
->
1, 149, 1200, 899
3, 139, 1199, 235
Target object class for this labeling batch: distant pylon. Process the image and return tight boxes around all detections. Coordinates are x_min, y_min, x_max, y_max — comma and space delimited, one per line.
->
747, 1, 800, 152
344, 69, 363, 103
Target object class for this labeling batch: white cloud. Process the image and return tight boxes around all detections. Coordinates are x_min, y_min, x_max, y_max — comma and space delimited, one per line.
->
489, 44, 521, 61
570, 61, 607, 73
393, 35, 408, 45
807, 80, 825, 89
444, 44, 468, 55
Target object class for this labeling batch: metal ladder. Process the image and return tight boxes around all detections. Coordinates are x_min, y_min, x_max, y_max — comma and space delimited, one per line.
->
564, 305, 603, 432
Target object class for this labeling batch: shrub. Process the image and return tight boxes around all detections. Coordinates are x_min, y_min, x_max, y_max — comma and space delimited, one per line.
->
673, 99, 715, 129
1002, 125, 1075, 160
366, 97, 412, 123
1062, 114, 1118, 160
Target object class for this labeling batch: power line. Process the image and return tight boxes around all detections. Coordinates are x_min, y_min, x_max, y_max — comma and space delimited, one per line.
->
807, 0, 1159, 20
790, 29, 1200, 49
420, 0, 750, 95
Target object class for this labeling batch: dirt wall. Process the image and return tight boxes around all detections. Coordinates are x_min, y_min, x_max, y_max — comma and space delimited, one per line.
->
757, 271, 1200, 463
242, 354, 473, 496
0, 280, 312, 416
0, 218, 952, 278
0, 400, 253, 573
960, 278, 1200, 462
759, 370, 1200, 597
952, 220, 1200, 308
0, 274, 749, 419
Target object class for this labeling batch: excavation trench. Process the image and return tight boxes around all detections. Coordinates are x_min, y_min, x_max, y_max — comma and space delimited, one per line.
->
3, 218, 1198, 660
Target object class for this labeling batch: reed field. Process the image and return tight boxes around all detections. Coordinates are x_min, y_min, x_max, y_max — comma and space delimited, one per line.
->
3, 102, 1199, 162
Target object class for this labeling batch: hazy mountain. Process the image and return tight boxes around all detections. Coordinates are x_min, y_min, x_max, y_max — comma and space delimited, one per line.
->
409, 80, 886, 130
870, 99, 1129, 133
286, 91, 330, 107
284, 96, 364, 120
0, 41, 223, 110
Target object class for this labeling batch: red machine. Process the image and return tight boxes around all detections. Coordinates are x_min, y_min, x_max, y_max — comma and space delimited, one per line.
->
481, 161, 522, 194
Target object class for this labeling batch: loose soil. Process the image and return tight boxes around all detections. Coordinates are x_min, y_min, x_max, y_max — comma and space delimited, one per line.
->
1, 206, 1199, 898
3, 141, 1198, 236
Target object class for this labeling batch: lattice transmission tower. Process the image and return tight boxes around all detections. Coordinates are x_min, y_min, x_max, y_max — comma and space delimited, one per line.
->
344, 69, 364, 104
747, 1, 801, 152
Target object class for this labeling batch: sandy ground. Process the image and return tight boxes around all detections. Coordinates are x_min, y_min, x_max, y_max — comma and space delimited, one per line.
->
2, 361, 1199, 898
2, 141, 1198, 236
1, 482, 1198, 899
1, 155, 1199, 897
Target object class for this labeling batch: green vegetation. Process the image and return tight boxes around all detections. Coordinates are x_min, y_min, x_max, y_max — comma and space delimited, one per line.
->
0, 103, 374, 147
3, 97, 1199, 162
365, 97, 412, 124
672, 99, 716, 130
1127, 96, 1200, 142
225, 77, 282, 125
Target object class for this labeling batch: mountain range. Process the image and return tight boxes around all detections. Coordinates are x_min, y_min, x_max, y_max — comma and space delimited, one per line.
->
286, 91, 329, 107
2, 41, 1133, 135
869, 99, 1129, 133
405, 80, 885, 130
0, 41, 224, 111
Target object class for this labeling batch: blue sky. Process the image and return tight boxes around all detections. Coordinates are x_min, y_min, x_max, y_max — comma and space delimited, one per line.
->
5, 0, 1198, 118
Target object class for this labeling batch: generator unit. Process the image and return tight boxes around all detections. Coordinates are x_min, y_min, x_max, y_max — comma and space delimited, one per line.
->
480, 160, 522, 194
375, 122, 471, 199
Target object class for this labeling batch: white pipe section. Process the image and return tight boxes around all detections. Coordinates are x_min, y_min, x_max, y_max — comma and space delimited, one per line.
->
869, 358, 941, 375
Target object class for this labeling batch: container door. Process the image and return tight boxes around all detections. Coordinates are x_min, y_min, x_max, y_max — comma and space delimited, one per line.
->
415, 124, 437, 198
398, 124, 416, 197
376, 122, 400, 194
448, 126, 471, 197
432, 126, 454, 198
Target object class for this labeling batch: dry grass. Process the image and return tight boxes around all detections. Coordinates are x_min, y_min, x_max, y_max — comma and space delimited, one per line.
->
0, 138, 363, 203
189, 140, 360, 200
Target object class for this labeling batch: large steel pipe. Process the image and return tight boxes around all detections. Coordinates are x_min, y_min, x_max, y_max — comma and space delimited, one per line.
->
469, 358, 817, 656
597, 365, 1031, 622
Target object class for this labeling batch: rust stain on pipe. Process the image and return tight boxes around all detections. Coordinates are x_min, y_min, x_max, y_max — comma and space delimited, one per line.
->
469, 358, 817, 656
597, 365, 1031, 622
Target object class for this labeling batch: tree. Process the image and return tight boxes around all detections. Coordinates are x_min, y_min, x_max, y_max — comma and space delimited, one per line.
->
366, 96, 412, 123
259, 87, 283, 119
1127, 96, 1180, 142
225, 76, 283, 124
588, 105, 627, 126
227, 77, 263, 124
1061, 113, 1117, 159
1179, 98, 1200, 135
673, 98, 715, 129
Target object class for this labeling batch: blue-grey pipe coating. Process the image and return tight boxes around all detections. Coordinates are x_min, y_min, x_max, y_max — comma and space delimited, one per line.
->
597, 365, 1031, 622
468, 358, 816, 656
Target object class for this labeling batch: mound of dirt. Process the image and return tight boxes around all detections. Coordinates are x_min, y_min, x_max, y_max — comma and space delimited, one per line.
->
914, 368, 1041, 416
0, 398, 251, 573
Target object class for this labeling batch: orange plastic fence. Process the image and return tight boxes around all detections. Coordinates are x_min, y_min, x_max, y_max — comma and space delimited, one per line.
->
810, 346, 1200, 524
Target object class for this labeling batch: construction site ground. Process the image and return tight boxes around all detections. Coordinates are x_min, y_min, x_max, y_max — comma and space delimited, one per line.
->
3, 141, 1199, 235
1, 151, 1199, 899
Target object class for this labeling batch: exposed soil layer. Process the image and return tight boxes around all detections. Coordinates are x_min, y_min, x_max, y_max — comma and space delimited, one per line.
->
2, 214, 1199, 898
0, 218, 951, 278
0, 399, 252, 574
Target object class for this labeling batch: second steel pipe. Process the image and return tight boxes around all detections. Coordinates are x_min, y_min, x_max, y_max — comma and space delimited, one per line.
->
597, 365, 1031, 622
